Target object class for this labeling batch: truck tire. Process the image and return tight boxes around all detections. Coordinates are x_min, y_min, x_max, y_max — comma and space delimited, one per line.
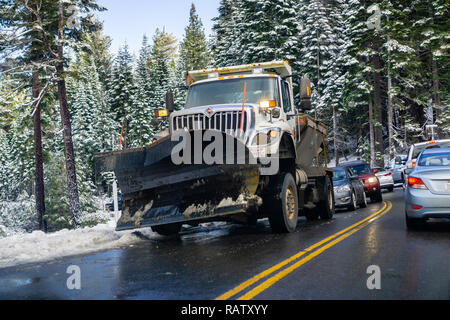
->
152, 223, 182, 236
266, 172, 299, 233
317, 175, 335, 220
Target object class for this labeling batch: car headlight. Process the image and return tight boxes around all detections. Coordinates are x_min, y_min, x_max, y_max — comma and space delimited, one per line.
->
251, 128, 281, 146
334, 185, 351, 193
368, 177, 377, 183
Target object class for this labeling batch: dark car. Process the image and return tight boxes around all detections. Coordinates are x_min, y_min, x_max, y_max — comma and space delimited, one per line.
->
339, 160, 383, 203
332, 167, 367, 211
106, 195, 123, 211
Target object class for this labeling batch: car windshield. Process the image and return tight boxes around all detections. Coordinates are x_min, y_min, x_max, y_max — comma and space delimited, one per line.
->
348, 164, 371, 175
186, 77, 279, 108
417, 152, 450, 166
333, 168, 348, 181
412, 141, 450, 159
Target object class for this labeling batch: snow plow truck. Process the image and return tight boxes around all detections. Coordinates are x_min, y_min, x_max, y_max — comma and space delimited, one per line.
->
94, 61, 334, 236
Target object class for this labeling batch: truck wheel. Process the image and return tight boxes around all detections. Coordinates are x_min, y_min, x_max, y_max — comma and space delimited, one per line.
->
152, 223, 182, 236
317, 176, 335, 220
266, 172, 299, 233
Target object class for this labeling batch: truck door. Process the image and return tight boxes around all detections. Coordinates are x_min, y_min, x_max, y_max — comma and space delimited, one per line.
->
281, 80, 296, 140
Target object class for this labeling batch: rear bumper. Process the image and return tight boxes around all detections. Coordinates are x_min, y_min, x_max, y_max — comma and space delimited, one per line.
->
405, 188, 450, 219
380, 182, 394, 190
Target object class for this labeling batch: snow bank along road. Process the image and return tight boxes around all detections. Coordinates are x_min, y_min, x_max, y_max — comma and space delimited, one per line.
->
0, 221, 158, 269
0, 190, 449, 299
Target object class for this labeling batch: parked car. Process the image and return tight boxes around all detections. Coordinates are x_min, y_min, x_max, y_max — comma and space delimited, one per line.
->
372, 166, 394, 192
405, 147, 450, 229
339, 160, 383, 203
387, 155, 407, 183
332, 167, 367, 211
106, 195, 123, 211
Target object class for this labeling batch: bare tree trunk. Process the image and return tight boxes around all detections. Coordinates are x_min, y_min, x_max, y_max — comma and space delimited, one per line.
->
372, 54, 384, 167
431, 58, 441, 117
387, 31, 394, 162
369, 94, 375, 168
32, 70, 45, 232
333, 104, 339, 166
387, 74, 394, 161
56, 1, 82, 227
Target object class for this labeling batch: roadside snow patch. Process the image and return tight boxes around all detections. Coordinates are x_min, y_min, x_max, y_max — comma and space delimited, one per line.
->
0, 221, 156, 269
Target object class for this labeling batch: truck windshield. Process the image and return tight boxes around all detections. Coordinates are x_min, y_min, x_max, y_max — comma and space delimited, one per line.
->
186, 77, 279, 108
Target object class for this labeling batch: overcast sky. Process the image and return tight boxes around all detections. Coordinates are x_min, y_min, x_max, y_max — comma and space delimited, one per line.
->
96, 0, 221, 56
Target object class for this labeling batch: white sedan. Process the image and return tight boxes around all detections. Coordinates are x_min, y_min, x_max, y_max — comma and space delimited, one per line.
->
372, 167, 394, 192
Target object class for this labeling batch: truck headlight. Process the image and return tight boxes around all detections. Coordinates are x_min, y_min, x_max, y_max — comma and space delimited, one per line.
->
368, 177, 377, 183
251, 128, 281, 146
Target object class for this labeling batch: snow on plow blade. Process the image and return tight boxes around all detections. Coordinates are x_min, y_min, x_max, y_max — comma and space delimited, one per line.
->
94, 132, 260, 231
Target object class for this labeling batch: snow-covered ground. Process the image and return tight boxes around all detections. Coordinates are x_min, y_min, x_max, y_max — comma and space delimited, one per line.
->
0, 219, 157, 269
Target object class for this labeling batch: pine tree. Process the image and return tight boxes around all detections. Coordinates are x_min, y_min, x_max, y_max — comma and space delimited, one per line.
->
148, 29, 178, 130
179, 3, 210, 73
211, 0, 242, 67
128, 35, 155, 147
108, 44, 135, 149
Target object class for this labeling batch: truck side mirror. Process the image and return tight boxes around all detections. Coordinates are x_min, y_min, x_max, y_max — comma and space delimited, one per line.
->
165, 91, 174, 113
299, 76, 312, 111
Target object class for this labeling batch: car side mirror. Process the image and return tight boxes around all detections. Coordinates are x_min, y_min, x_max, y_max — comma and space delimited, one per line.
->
165, 90, 174, 113
299, 76, 312, 111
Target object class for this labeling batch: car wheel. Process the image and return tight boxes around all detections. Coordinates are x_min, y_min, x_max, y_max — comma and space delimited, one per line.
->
371, 190, 383, 203
388, 186, 394, 192
405, 212, 426, 230
347, 192, 357, 211
359, 192, 368, 208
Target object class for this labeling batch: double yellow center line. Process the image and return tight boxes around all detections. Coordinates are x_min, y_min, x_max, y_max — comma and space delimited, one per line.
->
216, 201, 392, 300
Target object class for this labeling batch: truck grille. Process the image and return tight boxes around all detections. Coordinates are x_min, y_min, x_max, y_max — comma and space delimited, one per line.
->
172, 111, 251, 134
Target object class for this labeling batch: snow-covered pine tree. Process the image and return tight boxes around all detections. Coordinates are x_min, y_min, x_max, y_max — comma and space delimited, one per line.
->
237, 0, 302, 65
148, 29, 178, 131
128, 35, 155, 148
298, 0, 338, 118
211, 0, 243, 67
179, 3, 210, 72
108, 44, 136, 149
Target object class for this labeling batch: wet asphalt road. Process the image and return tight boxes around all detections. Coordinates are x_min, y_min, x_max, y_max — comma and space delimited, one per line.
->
0, 189, 449, 300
